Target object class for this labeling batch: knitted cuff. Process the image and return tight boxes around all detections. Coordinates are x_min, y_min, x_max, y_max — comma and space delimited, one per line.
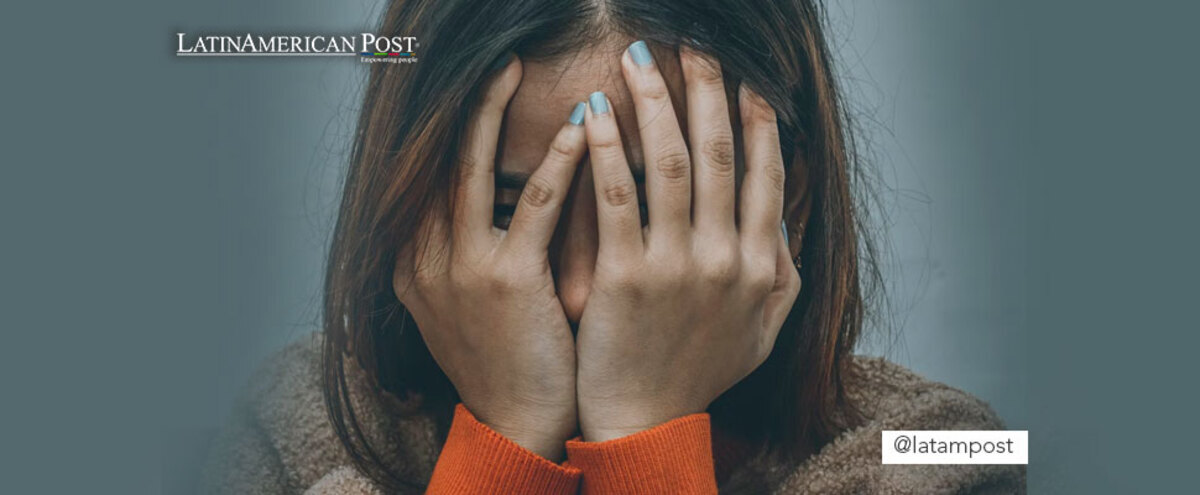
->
566, 414, 718, 494
426, 403, 582, 494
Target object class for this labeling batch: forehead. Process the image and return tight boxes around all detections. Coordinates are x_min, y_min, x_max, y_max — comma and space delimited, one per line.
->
497, 41, 688, 179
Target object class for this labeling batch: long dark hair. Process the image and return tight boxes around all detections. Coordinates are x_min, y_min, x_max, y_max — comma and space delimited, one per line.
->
322, 0, 879, 490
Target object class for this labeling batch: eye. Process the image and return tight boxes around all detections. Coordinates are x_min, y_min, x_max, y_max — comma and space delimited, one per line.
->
493, 203, 516, 230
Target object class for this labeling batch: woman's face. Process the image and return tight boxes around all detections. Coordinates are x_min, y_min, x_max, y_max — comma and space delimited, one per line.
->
494, 38, 743, 324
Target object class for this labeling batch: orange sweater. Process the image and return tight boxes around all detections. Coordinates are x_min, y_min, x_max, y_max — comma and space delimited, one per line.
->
427, 404, 744, 494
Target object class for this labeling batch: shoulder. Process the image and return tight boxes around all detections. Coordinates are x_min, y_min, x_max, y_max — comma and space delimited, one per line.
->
841, 356, 1009, 432
201, 333, 440, 494
200, 333, 349, 493
766, 356, 1026, 494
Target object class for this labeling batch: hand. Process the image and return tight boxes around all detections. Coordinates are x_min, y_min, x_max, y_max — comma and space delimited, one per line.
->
391, 55, 587, 461
575, 43, 802, 442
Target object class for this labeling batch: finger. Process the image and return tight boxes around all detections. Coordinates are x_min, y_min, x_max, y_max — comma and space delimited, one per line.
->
621, 40, 691, 243
680, 45, 736, 235
760, 229, 801, 348
585, 91, 644, 258
503, 103, 588, 253
737, 84, 786, 252
453, 53, 522, 243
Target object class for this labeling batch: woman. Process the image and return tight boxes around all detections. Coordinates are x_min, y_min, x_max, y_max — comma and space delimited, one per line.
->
203, 0, 1024, 493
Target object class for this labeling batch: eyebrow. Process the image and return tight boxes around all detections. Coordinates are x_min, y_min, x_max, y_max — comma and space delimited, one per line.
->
495, 166, 646, 189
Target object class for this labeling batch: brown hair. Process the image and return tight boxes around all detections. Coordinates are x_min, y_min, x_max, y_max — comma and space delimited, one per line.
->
322, 0, 880, 490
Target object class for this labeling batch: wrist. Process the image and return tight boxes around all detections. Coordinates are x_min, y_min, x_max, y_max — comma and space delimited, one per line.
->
499, 428, 570, 461
578, 402, 706, 442
471, 403, 576, 462
581, 424, 654, 443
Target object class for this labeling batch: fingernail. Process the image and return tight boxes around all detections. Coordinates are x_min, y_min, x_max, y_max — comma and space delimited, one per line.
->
629, 40, 653, 67
781, 220, 788, 240
589, 91, 609, 115
568, 102, 586, 125
487, 52, 514, 74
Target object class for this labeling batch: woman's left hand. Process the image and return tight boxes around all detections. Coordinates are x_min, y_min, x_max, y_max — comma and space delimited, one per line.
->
575, 43, 802, 442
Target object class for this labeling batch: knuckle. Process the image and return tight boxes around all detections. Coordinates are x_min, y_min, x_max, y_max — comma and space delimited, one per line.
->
546, 136, 577, 164
592, 135, 625, 159
763, 159, 787, 193
693, 62, 724, 85
744, 97, 779, 126
602, 179, 638, 207
701, 136, 736, 176
489, 264, 513, 283
684, 49, 724, 84
746, 267, 776, 294
701, 260, 739, 286
520, 176, 556, 209
639, 81, 672, 103
700, 249, 740, 284
483, 264, 518, 291
600, 264, 643, 294
654, 148, 692, 181
751, 108, 778, 127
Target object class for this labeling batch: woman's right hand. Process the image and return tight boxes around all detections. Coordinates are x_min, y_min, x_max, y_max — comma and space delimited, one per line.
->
391, 55, 586, 461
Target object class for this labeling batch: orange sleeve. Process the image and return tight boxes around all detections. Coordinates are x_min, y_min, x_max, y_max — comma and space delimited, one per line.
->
565, 414, 718, 494
426, 403, 582, 494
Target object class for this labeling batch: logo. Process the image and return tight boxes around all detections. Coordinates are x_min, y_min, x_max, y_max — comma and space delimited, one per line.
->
175, 33, 419, 63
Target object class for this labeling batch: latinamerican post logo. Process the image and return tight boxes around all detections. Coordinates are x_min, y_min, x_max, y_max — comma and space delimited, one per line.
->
175, 33, 419, 63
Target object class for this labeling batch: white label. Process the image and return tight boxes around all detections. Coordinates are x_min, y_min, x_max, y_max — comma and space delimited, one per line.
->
881, 430, 1029, 464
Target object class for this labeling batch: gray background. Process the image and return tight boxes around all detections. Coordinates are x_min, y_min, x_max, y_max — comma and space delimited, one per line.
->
2, 0, 1196, 492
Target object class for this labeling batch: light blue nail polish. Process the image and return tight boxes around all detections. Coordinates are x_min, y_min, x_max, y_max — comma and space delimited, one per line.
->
781, 220, 788, 239
569, 102, 586, 125
589, 91, 609, 115
629, 40, 653, 67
